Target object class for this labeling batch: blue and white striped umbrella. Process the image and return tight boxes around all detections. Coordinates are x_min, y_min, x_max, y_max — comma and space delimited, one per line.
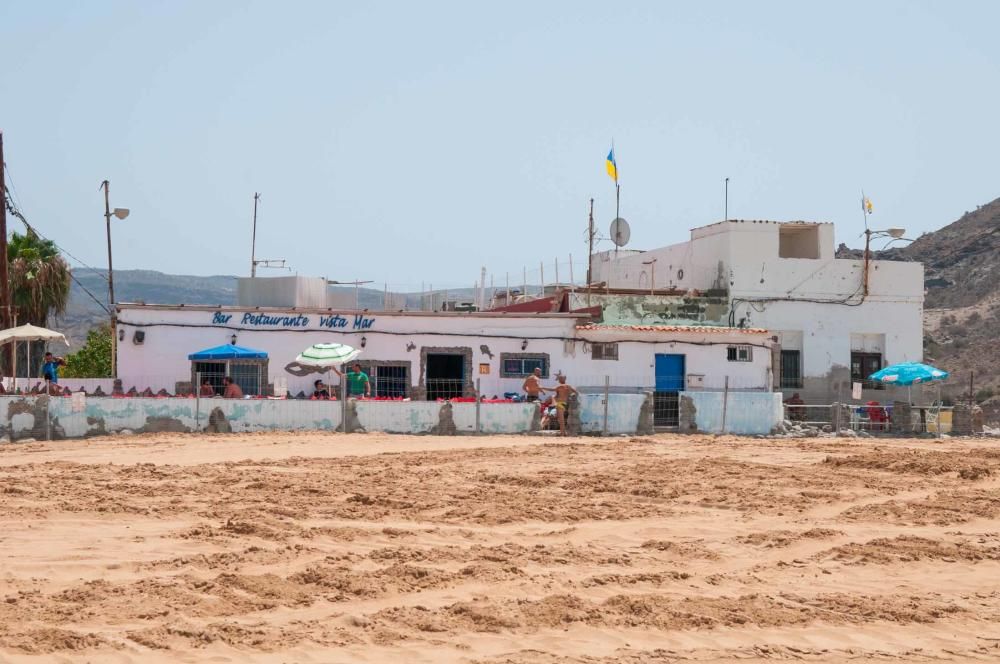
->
295, 343, 361, 368
868, 362, 948, 386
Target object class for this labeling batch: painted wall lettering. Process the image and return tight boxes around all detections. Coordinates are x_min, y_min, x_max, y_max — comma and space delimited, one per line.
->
319, 315, 349, 329
209, 312, 376, 331
240, 312, 311, 327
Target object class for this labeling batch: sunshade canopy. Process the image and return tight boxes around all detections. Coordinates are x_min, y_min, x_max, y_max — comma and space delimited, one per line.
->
0, 324, 69, 346
868, 362, 949, 386
294, 343, 360, 368
188, 343, 268, 361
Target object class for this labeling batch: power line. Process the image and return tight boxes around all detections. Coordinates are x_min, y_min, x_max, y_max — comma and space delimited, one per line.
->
3, 190, 111, 316
2, 165, 110, 284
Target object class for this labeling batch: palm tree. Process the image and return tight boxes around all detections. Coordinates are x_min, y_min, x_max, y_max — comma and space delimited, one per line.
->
8, 229, 71, 327
6, 230, 71, 377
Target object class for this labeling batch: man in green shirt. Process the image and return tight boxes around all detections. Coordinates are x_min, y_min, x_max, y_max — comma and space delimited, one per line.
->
345, 362, 370, 398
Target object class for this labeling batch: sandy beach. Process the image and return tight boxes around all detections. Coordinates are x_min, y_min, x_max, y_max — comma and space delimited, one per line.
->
1, 431, 999, 662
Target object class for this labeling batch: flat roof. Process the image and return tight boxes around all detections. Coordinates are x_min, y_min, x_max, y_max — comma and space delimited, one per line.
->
117, 302, 590, 319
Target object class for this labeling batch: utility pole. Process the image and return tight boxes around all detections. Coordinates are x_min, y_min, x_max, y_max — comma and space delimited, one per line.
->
0, 132, 10, 374
586, 198, 594, 286
250, 192, 260, 277
100, 180, 117, 378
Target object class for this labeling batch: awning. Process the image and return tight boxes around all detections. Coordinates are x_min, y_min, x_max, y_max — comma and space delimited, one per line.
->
187, 343, 268, 361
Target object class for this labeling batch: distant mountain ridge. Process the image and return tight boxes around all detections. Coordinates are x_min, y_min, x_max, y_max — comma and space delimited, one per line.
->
57, 269, 481, 344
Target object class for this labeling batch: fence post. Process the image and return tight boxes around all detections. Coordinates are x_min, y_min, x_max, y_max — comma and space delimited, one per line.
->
721, 376, 729, 434
602, 375, 610, 436
475, 378, 481, 434
45, 379, 51, 441
340, 366, 347, 433
195, 371, 201, 431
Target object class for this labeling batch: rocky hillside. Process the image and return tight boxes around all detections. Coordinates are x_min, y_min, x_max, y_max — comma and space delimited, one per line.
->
839, 198, 1000, 409
56, 270, 479, 344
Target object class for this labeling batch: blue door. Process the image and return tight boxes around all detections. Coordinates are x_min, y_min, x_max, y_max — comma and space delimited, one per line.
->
655, 354, 685, 391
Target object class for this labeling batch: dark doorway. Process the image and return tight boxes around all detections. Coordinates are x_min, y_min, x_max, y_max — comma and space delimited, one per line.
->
426, 353, 464, 400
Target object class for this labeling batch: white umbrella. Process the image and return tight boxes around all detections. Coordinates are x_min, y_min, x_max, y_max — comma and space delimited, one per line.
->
0, 324, 68, 345
0, 324, 70, 392
294, 343, 361, 367
292, 343, 361, 407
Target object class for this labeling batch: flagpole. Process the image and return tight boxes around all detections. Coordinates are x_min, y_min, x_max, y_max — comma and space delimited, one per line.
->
613, 140, 620, 257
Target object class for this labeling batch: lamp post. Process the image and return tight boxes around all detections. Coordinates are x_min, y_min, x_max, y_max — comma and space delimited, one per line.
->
862, 227, 906, 298
100, 180, 129, 378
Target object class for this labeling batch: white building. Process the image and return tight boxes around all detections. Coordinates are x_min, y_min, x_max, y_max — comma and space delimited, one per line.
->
116, 293, 774, 426
589, 220, 924, 401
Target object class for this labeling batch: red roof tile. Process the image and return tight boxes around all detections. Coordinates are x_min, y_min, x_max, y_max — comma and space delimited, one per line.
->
576, 324, 768, 334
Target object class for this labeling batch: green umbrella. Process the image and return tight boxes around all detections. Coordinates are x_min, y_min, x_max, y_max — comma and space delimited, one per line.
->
295, 343, 361, 368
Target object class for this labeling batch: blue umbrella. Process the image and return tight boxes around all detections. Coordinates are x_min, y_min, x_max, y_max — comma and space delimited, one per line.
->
868, 362, 949, 386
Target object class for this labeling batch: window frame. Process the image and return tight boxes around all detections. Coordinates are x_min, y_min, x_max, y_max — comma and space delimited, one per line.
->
851, 351, 884, 390
780, 349, 803, 388
498, 353, 550, 378
727, 345, 753, 362
591, 342, 619, 361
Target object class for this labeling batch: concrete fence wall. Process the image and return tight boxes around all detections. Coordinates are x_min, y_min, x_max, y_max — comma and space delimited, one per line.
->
0, 395, 543, 440
0, 390, 782, 441
678, 391, 784, 435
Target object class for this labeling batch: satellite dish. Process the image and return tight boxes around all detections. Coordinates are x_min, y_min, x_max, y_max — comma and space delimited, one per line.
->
609, 217, 631, 247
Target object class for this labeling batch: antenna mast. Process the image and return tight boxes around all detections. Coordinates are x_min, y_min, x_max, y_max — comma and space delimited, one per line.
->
249, 193, 286, 276
250, 192, 260, 278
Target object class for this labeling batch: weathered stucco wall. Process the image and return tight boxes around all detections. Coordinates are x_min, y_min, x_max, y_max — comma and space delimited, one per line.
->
576, 393, 651, 434
678, 391, 783, 435
0, 392, 778, 440
0, 396, 540, 440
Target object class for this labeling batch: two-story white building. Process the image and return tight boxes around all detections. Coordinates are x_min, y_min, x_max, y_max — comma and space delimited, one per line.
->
589, 220, 924, 402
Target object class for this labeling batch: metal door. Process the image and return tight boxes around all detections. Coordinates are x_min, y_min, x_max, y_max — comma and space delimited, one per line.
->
654, 354, 685, 427
655, 354, 685, 391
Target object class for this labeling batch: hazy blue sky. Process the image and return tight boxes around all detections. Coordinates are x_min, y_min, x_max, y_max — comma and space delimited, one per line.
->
2, 1, 998, 291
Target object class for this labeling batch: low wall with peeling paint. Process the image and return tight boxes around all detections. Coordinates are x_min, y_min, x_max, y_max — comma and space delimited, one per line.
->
678, 391, 783, 435
577, 393, 651, 434
0, 396, 540, 440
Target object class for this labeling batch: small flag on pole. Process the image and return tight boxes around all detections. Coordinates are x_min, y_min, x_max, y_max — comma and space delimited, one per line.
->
605, 148, 618, 183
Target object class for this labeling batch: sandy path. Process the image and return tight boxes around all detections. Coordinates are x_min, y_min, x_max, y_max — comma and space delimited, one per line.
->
1, 431, 999, 662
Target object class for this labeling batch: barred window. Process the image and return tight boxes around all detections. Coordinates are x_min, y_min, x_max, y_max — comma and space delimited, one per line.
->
592, 342, 619, 360
499, 353, 549, 378
727, 345, 753, 362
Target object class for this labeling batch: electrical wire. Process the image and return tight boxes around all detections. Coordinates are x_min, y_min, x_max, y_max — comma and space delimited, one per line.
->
3, 192, 110, 284
3, 188, 111, 316
116, 318, 774, 351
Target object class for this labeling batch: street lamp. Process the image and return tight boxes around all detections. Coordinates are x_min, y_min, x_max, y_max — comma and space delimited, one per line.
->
101, 180, 129, 378
863, 227, 908, 297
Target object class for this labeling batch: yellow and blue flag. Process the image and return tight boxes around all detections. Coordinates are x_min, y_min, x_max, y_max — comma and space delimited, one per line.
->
606, 148, 617, 182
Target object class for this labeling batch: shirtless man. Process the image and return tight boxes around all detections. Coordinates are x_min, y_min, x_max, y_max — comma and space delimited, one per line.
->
551, 373, 578, 436
522, 367, 547, 402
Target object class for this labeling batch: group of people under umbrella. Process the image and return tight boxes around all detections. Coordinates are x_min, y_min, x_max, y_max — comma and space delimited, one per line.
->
194, 342, 370, 400
785, 361, 951, 429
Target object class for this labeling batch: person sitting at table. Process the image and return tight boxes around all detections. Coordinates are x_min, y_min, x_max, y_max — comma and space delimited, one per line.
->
199, 379, 216, 397
222, 376, 243, 399
539, 396, 558, 430
784, 392, 805, 421
866, 400, 888, 431
313, 379, 330, 399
